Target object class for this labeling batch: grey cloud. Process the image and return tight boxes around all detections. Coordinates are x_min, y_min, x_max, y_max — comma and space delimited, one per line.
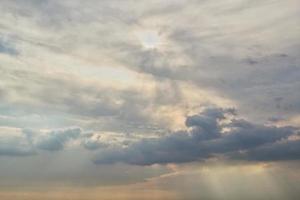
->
0, 127, 82, 156
2, 0, 298, 128
109, 1, 300, 122
94, 107, 298, 165
0, 134, 35, 156
0, 67, 171, 133
35, 127, 81, 151
0, 146, 34, 156
0, 127, 110, 156
93, 130, 200, 165
81, 133, 108, 151
185, 107, 235, 140
0, 0, 299, 164
82, 140, 108, 151
206, 119, 296, 153
232, 137, 300, 161
0, 38, 19, 56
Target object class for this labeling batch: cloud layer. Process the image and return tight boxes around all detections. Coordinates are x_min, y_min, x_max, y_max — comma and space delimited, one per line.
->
0, 0, 299, 195
94, 107, 299, 165
0, 127, 83, 156
1, 107, 298, 166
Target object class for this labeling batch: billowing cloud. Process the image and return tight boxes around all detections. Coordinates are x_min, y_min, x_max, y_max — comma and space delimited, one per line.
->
94, 107, 299, 165
0, 127, 82, 156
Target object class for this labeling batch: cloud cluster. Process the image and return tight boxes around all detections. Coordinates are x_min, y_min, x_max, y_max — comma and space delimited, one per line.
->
233, 138, 300, 161
94, 107, 299, 165
2, 107, 298, 165
0, 127, 83, 156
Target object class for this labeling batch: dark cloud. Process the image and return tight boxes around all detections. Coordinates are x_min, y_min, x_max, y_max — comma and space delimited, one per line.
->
207, 119, 296, 152
232, 138, 300, 161
185, 107, 235, 140
94, 107, 298, 166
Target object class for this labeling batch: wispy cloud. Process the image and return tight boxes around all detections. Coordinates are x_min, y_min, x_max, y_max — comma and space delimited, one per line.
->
0, 0, 299, 198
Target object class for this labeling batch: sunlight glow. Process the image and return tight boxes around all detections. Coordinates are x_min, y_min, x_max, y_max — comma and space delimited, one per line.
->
137, 30, 161, 49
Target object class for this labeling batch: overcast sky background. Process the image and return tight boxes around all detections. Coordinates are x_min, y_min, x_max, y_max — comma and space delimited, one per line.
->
0, 0, 300, 199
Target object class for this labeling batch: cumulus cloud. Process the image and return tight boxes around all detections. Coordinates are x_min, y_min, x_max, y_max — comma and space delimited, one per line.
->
0, 127, 83, 156
94, 107, 299, 165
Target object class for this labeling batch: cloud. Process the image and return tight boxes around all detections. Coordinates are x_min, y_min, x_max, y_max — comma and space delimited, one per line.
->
0, 144, 34, 157
232, 137, 300, 161
0, 0, 299, 135
205, 119, 296, 153
0, 129, 35, 156
185, 107, 235, 140
94, 107, 298, 165
0, 66, 156, 133
81, 133, 108, 151
0, 127, 83, 156
34, 127, 81, 151
0, 0, 299, 167
0, 0, 299, 194
0, 38, 19, 56
0, 147, 35, 157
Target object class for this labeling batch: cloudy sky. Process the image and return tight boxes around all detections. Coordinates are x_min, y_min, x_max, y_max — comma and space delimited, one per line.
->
0, 0, 299, 199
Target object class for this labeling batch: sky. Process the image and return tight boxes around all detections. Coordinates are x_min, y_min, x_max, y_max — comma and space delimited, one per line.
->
0, 0, 299, 199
